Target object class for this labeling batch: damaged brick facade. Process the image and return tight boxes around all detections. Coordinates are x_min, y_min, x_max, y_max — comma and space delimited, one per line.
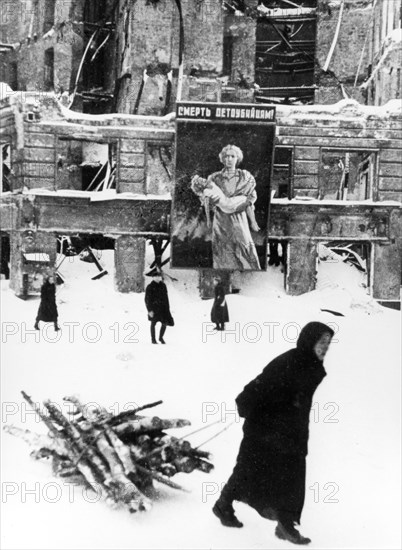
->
0, 0, 401, 305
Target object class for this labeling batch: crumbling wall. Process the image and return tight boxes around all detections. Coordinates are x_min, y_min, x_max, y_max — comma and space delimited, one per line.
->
371, 0, 401, 61
0, 97, 24, 192
5, 0, 117, 111
276, 99, 402, 202
2, 92, 401, 301
225, 10, 257, 85
0, 51, 18, 91
9, 229, 58, 297
365, 0, 402, 106
115, 0, 224, 115
0, 0, 22, 89
315, 0, 373, 104
1, 93, 175, 195
11, 1, 83, 95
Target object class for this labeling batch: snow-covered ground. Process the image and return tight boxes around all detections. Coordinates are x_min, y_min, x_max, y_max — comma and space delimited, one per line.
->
1, 249, 401, 550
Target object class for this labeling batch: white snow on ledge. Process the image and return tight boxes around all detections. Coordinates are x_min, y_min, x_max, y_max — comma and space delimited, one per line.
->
58, 104, 176, 125
276, 98, 402, 118
23, 189, 171, 201
271, 198, 402, 207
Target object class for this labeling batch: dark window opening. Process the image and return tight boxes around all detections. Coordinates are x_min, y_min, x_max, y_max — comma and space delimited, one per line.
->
271, 146, 292, 199
82, 0, 114, 114
223, 34, 234, 77
319, 150, 376, 201
255, 1, 317, 104
1, 144, 11, 193
0, 232, 10, 280
43, 0, 56, 34
44, 48, 54, 91
57, 139, 117, 192
268, 239, 288, 272
32, 0, 40, 38
10, 62, 18, 90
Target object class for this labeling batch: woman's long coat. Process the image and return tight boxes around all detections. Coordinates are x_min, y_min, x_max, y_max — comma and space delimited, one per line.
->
211, 283, 229, 324
227, 322, 334, 524
36, 281, 58, 322
209, 169, 260, 270
145, 280, 174, 326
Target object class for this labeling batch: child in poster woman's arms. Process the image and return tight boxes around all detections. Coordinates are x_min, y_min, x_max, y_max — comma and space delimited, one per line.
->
191, 175, 260, 231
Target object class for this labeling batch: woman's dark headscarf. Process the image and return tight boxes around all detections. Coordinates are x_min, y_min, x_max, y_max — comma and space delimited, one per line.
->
297, 322, 334, 355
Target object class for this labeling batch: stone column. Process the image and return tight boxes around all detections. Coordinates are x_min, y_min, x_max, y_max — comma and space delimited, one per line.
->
372, 242, 401, 302
115, 235, 146, 293
286, 240, 318, 295
372, 207, 402, 304
10, 230, 58, 298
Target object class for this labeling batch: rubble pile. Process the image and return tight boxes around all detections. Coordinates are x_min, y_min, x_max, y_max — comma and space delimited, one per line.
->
4, 391, 214, 513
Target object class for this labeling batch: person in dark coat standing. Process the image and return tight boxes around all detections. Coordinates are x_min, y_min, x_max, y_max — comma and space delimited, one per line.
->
211, 276, 229, 331
213, 321, 334, 545
34, 275, 60, 331
144, 269, 174, 344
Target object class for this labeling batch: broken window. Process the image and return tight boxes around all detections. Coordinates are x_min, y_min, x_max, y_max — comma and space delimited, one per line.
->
81, 0, 114, 114
31, 0, 40, 38
56, 139, 117, 192
145, 142, 173, 195
44, 48, 54, 91
319, 150, 376, 201
43, 0, 55, 34
317, 241, 371, 295
255, 1, 317, 104
222, 34, 234, 77
81, 142, 117, 191
1, 144, 11, 193
271, 146, 292, 199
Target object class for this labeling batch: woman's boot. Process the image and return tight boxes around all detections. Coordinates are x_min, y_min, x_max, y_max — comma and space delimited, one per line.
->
212, 483, 243, 528
212, 498, 243, 528
159, 324, 166, 344
151, 321, 157, 344
275, 522, 311, 545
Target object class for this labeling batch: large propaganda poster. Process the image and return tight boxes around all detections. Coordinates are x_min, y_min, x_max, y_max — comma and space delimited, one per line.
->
171, 102, 276, 271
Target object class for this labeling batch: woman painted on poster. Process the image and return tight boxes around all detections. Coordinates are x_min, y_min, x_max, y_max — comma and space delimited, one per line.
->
191, 145, 261, 270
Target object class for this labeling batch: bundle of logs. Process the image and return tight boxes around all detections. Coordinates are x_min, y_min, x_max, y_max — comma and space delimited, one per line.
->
4, 391, 214, 513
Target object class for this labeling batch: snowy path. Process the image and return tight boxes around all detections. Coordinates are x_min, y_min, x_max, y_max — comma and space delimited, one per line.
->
1, 252, 400, 549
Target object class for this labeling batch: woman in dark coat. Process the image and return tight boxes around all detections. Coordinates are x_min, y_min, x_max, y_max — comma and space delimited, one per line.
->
211, 276, 229, 331
213, 321, 334, 545
34, 275, 60, 331
144, 270, 174, 344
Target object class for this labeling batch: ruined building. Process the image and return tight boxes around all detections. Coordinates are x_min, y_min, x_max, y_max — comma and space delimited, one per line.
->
0, 0, 401, 306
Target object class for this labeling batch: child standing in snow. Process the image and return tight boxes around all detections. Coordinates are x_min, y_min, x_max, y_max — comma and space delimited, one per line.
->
144, 269, 174, 344
34, 275, 60, 331
210, 276, 229, 331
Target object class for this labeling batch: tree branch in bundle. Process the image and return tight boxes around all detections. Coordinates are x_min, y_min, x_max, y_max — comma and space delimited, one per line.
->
4, 392, 215, 515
